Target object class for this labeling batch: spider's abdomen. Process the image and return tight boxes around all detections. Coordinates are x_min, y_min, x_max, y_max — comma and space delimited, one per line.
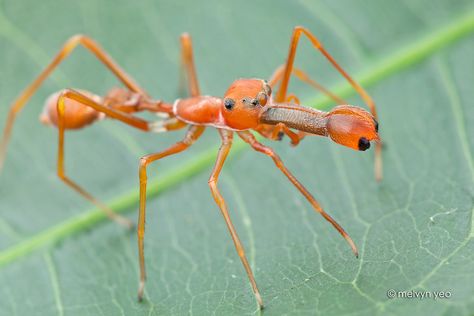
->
40, 90, 103, 129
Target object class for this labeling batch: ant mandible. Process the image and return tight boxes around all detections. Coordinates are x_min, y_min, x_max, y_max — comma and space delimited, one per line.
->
0, 26, 381, 309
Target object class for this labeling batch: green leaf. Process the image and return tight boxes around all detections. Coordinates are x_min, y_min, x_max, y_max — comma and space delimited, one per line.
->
1, 1, 473, 315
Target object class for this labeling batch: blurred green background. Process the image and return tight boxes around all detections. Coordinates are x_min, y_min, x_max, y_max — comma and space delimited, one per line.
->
1, 0, 474, 315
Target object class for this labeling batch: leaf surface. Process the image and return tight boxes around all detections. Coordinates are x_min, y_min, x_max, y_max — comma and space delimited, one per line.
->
0, 0, 473, 315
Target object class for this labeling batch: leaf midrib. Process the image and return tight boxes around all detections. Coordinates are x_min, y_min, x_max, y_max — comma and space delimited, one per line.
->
1, 10, 473, 267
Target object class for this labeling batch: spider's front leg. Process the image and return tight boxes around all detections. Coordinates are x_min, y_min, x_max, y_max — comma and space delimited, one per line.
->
208, 129, 264, 309
238, 130, 358, 257
136, 125, 204, 302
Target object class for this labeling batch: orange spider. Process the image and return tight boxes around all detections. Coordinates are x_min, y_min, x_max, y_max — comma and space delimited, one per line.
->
0, 27, 381, 309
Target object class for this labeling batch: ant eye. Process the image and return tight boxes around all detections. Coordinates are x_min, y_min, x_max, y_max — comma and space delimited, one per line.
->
257, 92, 267, 106
224, 98, 235, 110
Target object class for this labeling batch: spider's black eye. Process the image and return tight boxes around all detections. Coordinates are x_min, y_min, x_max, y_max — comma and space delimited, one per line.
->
257, 92, 268, 106
264, 84, 272, 96
224, 98, 235, 110
242, 97, 259, 107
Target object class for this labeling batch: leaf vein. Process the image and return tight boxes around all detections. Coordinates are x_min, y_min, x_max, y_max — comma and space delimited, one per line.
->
43, 252, 64, 316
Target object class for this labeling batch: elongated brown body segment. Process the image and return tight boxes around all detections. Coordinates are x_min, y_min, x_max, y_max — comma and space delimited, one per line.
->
260, 105, 328, 136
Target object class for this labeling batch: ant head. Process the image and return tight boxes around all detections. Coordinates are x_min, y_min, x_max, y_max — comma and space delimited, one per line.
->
222, 78, 272, 130
326, 105, 379, 151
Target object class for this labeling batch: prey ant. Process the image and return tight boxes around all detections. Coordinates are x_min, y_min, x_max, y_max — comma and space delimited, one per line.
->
0, 27, 381, 309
